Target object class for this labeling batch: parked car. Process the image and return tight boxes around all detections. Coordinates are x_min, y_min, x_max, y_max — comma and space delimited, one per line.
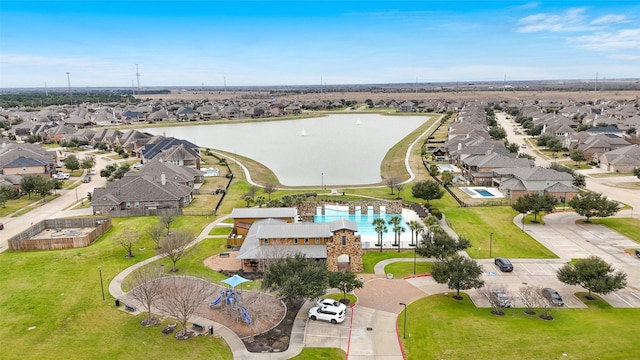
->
308, 305, 345, 324
83, 176, 91, 183
316, 298, 347, 311
0, 222, 4, 230
542, 288, 564, 306
131, 163, 143, 169
635, 249, 640, 258
90, 169, 97, 175
52, 172, 70, 180
494, 257, 513, 272
490, 290, 511, 308
521, 143, 527, 148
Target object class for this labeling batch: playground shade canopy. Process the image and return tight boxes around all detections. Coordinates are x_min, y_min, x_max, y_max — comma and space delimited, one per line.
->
221, 274, 250, 288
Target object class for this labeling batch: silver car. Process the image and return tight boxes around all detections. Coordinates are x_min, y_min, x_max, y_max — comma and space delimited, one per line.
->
542, 288, 564, 306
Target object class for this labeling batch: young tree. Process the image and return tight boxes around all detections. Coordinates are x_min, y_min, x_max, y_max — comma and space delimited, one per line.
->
159, 228, 194, 272
568, 192, 620, 222
81, 156, 96, 171
428, 164, 439, 176
263, 183, 276, 201
327, 271, 363, 304
255, 196, 267, 208
406, 220, 424, 246
126, 266, 164, 326
547, 138, 563, 158
519, 285, 541, 315
416, 232, 471, 260
569, 150, 587, 166
160, 214, 176, 235
156, 276, 215, 339
411, 180, 445, 206
147, 223, 165, 249
393, 183, 405, 199
20, 174, 40, 199
386, 177, 399, 195
387, 215, 403, 247
246, 185, 260, 200
116, 232, 139, 258
511, 193, 556, 223
573, 173, 586, 187
440, 171, 453, 187
431, 255, 485, 299
372, 218, 388, 252
35, 177, 55, 202
482, 286, 511, 315
633, 167, 640, 179
243, 195, 254, 207
506, 142, 520, 153
63, 154, 81, 173
261, 253, 328, 305
0, 184, 18, 207
557, 256, 627, 299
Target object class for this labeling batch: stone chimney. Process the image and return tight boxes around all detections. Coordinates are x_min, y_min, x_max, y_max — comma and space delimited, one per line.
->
161, 173, 166, 186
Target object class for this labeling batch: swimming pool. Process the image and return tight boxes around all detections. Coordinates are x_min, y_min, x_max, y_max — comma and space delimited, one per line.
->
314, 205, 412, 247
460, 187, 504, 199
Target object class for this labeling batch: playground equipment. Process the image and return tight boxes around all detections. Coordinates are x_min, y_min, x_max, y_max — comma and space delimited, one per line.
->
209, 274, 252, 325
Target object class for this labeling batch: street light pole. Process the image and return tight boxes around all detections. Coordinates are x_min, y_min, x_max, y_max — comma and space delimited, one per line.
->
98, 266, 105, 300
489, 232, 493, 258
413, 241, 417, 275
399, 302, 407, 339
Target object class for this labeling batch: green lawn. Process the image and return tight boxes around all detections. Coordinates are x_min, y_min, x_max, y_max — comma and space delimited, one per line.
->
362, 250, 423, 273
399, 293, 639, 359
384, 261, 433, 278
590, 217, 640, 242
208, 226, 232, 236
0, 216, 233, 360
289, 348, 346, 360
445, 206, 557, 259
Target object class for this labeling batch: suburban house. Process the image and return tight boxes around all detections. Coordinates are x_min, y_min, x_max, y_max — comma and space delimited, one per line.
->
493, 167, 578, 202
598, 144, 640, 172
460, 153, 535, 186
0, 141, 57, 177
140, 137, 200, 167
228, 207, 363, 272
90, 159, 201, 215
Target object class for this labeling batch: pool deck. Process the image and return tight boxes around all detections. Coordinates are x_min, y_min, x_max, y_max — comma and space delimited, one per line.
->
459, 186, 504, 199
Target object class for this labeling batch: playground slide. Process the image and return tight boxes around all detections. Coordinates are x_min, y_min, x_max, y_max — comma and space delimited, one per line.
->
240, 308, 252, 324
209, 297, 222, 307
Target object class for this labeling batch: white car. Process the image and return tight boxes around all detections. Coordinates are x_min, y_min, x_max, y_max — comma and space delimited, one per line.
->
52, 172, 70, 180
131, 163, 143, 169
308, 305, 345, 324
316, 298, 347, 311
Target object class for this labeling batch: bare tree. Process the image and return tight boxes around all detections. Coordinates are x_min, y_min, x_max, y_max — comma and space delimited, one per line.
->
386, 177, 399, 195
247, 185, 260, 200
263, 183, 276, 201
481, 286, 512, 316
126, 266, 164, 325
147, 223, 165, 249
393, 183, 405, 199
156, 276, 214, 339
116, 232, 139, 258
538, 289, 556, 320
160, 214, 176, 236
159, 228, 194, 272
519, 285, 541, 315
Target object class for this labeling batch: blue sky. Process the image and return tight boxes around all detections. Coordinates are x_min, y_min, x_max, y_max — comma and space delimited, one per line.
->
1, 0, 639, 88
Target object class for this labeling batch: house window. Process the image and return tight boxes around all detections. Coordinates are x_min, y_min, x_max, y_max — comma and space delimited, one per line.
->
342, 235, 347, 246
315, 238, 321, 244
263, 239, 269, 245
134, 201, 140, 208
294, 238, 298, 244
304, 238, 309, 244
125, 201, 131, 208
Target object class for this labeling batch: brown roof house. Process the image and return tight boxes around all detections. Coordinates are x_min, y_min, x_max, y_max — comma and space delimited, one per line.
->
493, 166, 578, 202
230, 207, 363, 272
599, 144, 640, 173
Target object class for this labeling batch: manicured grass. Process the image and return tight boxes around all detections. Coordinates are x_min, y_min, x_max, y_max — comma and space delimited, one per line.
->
384, 261, 433, 278
0, 216, 233, 360
399, 293, 639, 360
445, 206, 557, 259
208, 226, 232, 236
289, 348, 346, 360
362, 250, 422, 273
589, 217, 640, 242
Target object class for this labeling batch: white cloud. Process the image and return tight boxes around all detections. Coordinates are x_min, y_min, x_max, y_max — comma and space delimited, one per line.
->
569, 29, 640, 50
591, 14, 628, 25
609, 53, 640, 60
518, 8, 589, 33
